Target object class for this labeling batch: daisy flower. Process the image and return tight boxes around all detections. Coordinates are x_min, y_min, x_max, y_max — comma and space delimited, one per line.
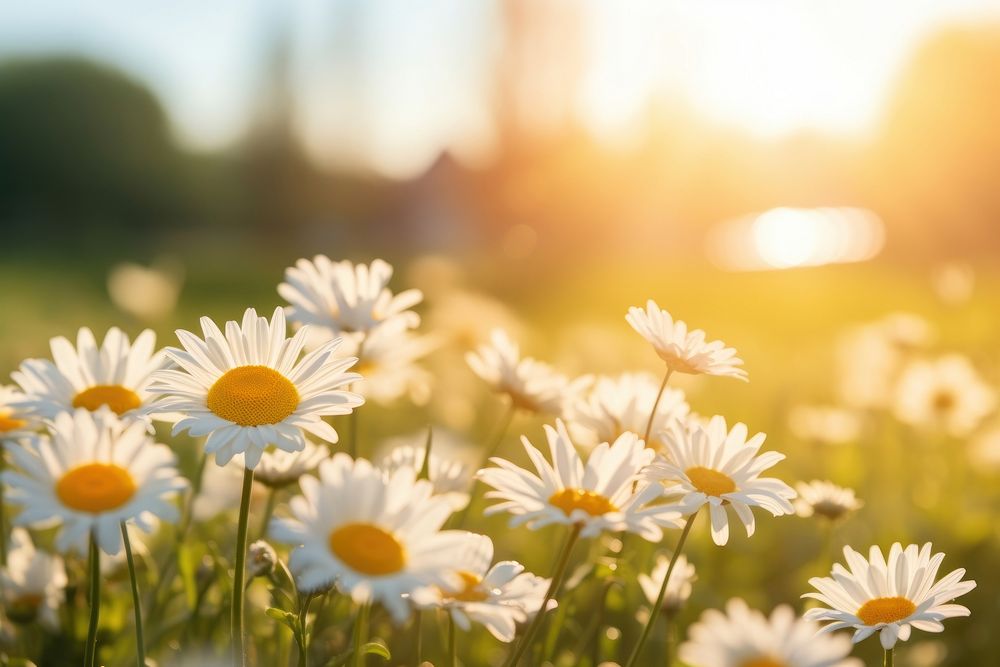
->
648, 416, 796, 545
893, 354, 996, 437
336, 317, 439, 406
0, 385, 40, 442
466, 329, 577, 415
477, 421, 681, 540
269, 453, 480, 622
2, 408, 187, 555
804, 543, 976, 650
12, 327, 166, 420
252, 441, 328, 489
411, 533, 550, 642
379, 431, 473, 510
567, 372, 689, 452
794, 481, 863, 521
279, 256, 423, 337
2, 528, 67, 628
626, 300, 747, 380
788, 405, 863, 446
637, 553, 696, 615
146, 307, 364, 468
680, 598, 862, 667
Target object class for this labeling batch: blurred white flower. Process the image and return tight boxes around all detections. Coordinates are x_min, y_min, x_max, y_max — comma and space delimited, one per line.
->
424, 288, 524, 352
648, 416, 796, 546
252, 441, 328, 489
836, 313, 932, 410
680, 599, 862, 667
466, 329, 579, 415
794, 480, 863, 521
566, 372, 689, 452
411, 533, 550, 643
893, 354, 996, 437
337, 317, 439, 406
788, 405, 862, 445
2, 528, 67, 628
0, 385, 41, 443
107, 260, 183, 322
804, 543, 975, 650
280, 256, 422, 337
931, 262, 975, 306
637, 553, 696, 615
626, 300, 747, 380
378, 430, 474, 510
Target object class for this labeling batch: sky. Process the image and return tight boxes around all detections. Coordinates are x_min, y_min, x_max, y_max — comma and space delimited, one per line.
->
1, 0, 999, 178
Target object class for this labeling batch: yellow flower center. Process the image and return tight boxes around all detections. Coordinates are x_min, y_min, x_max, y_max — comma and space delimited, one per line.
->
56, 463, 137, 513
740, 659, 786, 667
932, 391, 955, 412
686, 466, 736, 497
72, 385, 142, 415
328, 522, 406, 576
6, 593, 44, 624
0, 413, 27, 433
549, 488, 618, 517
444, 571, 490, 602
857, 596, 917, 626
206, 366, 299, 426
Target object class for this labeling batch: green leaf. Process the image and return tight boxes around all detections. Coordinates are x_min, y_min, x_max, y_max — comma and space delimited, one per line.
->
265, 606, 299, 631
360, 641, 391, 661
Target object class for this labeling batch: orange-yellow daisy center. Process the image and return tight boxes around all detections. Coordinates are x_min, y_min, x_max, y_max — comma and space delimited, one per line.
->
206, 366, 299, 426
444, 570, 490, 602
740, 658, 786, 667
6, 593, 44, 624
549, 488, 617, 517
72, 385, 141, 415
56, 463, 137, 513
857, 596, 916, 626
686, 466, 736, 497
328, 522, 406, 576
0, 412, 27, 433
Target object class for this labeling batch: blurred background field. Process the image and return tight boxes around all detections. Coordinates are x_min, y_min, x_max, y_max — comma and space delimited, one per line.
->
2, 1, 1000, 666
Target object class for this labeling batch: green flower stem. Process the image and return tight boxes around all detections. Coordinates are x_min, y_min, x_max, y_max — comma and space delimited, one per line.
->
232, 466, 255, 667
448, 613, 458, 667
414, 610, 423, 664
297, 592, 315, 667
503, 524, 582, 667
84, 533, 101, 667
121, 522, 146, 667
884, 648, 894, 667
624, 511, 697, 667
350, 601, 371, 667
258, 486, 278, 541
642, 368, 673, 445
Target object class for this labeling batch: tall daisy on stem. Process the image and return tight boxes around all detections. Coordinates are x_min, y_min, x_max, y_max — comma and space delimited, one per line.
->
626, 300, 747, 443
1, 408, 186, 667
147, 307, 364, 666
477, 421, 681, 666
803, 543, 976, 666
627, 416, 795, 667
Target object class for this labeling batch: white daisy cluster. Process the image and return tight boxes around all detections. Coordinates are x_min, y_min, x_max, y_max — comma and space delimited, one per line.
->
0, 262, 984, 667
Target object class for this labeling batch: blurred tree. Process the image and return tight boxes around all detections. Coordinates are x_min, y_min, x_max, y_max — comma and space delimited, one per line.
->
872, 27, 1000, 259
0, 58, 194, 248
